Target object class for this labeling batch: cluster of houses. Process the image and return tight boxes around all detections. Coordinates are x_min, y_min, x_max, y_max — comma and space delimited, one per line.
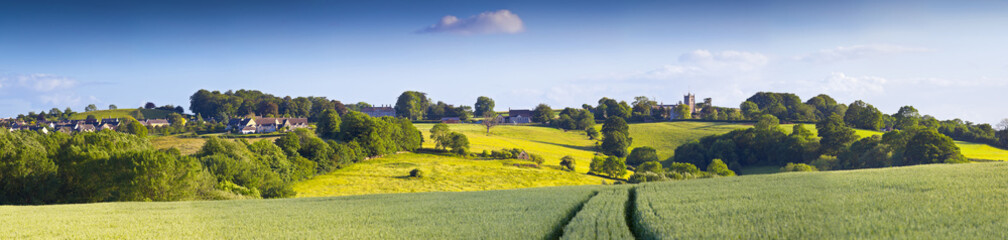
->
4, 118, 173, 134
226, 117, 309, 134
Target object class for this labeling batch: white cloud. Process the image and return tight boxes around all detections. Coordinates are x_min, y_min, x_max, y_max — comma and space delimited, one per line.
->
419, 10, 524, 35
820, 72, 888, 94
0, 73, 89, 114
800, 44, 930, 63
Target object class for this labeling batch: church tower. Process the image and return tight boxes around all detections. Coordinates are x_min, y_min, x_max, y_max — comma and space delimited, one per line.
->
684, 93, 696, 114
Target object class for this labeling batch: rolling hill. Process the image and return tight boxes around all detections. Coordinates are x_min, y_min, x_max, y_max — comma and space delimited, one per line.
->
6, 162, 1007, 238
68, 108, 176, 120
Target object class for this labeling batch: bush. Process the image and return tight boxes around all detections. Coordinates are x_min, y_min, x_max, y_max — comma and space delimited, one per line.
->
626, 147, 659, 167
637, 161, 663, 174
781, 163, 818, 172
530, 154, 545, 166
409, 168, 424, 178
560, 156, 576, 171
810, 155, 837, 171
706, 159, 736, 176
628, 172, 667, 183
666, 162, 701, 174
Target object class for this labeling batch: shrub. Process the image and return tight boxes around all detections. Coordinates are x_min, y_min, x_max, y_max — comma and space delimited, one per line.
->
781, 162, 818, 172
810, 155, 837, 171
626, 147, 659, 167
628, 172, 667, 183
529, 154, 545, 166
706, 159, 735, 176
560, 156, 576, 171
409, 168, 424, 178
637, 161, 663, 174
666, 162, 700, 174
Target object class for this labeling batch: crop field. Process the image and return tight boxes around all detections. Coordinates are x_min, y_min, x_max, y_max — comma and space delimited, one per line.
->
560, 187, 634, 240
151, 135, 282, 155
415, 123, 600, 172
628, 121, 751, 161
0, 186, 598, 239
68, 109, 175, 120
956, 141, 1008, 161
630, 121, 1007, 163
294, 153, 609, 197
632, 162, 1008, 239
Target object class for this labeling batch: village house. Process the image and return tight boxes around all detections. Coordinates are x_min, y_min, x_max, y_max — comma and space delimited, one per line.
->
142, 119, 170, 127
227, 117, 309, 134
505, 109, 533, 124
360, 105, 396, 118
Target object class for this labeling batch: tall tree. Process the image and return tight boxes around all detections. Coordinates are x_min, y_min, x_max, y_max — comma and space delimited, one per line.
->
817, 114, 857, 155
894, 105, 921, 130
532, 104, 554, 124
85, 104, 98, 112
844, 100, 884, 130
315, 109, 341, 139
600, 117, 632, 157
474, 96, 495, 117
481, 113, 501, 135
395, 91, 430, 120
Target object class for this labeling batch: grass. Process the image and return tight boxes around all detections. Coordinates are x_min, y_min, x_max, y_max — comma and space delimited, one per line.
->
628, 121, 752, 161
560, 187, 634, 240
69, 109, 175, 120
415, 123, 601, 173
294, 153, 609, 198
632, 162, 1008, 239
151, 135, 281, 155
0, 186, 598, 239
630, 121, 1008, 163
8, 161, 1008, 238
956, 141, 1008, 161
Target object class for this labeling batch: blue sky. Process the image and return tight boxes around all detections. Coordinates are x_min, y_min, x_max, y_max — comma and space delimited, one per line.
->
1, 0, 1006, 124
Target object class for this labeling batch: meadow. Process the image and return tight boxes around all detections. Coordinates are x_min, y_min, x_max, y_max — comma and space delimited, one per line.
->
293, 153, 607, 197
151, 135, 281, 155
414, 123, 600, 172
68, 109, 175, 120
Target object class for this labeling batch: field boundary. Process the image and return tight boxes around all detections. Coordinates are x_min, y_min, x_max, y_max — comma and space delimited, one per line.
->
626, 187, 640, 240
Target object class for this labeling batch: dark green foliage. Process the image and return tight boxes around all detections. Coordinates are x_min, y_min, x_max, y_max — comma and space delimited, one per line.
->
0, 131, 60, 204
532, 104, 554, 123
637, 161, 663, 174
781, 163, 818, 172
120, 118, 148, 137
904, 128, 967, 164
315, 109, 341, 139
338, 111, 422, 156
844, 100, 884, 130
560, 155, 576, 171
446, 132, 470, 155
817, 114, 857, 155
474, 96, 495, 117
626, 147, 658, 167
745, 92, 825, 122
935, 118, 999, 146
409, 168, 424, 178
585, 127, 599, 140
675, 115, 818, 170
600, 117, 632, 157
395, 91, 430, 120
594, 97, 631, 121
189, 89, 344, 120
554, 108, 594, 131
837, 127, 966, 169
590, 155, 627, 178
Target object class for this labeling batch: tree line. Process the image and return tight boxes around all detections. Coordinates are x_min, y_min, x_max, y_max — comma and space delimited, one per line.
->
0, 110, 421, 205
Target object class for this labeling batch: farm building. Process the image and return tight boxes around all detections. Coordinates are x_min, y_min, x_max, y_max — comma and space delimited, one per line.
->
361, 105, 396, 118
227, 117, 309, 134
505, 109, 533, 124
440, 117, 461, 124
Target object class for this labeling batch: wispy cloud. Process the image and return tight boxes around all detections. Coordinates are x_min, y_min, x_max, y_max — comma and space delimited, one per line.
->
819, 72, 888, 94
800, 44, 930, 63
0, 73, 92, 113
418, 10, 524, 35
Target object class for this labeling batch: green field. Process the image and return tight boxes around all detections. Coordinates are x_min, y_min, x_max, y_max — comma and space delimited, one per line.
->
294, 153, 608, 197
69, 109, 176, 120
628, 121, 1008, 162
7, 162, 1007, 238
151, 135, 281, 155
414, 123, 600, 172
0, 186, 597, 239
628, 121, 751, 161
632, 162, 1008, 239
